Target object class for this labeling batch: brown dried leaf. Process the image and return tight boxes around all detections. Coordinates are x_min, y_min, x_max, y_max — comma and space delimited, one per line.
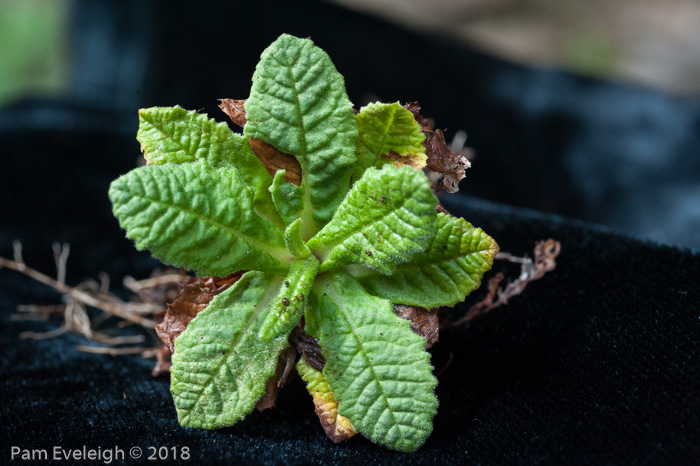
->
404, 101, 471, 193
151, 345, 172, 377
290, 326, 326, 371
256, 346, 298, 411
218, 98, 247, 128
393, 304, 439, 349
248, 138, 302, 186
155, 272, 245, 354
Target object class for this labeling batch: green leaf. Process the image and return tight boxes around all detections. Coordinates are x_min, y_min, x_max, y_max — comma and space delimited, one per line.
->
307, 165, 437, 275
354, 102, 426, 179
307, 271, 438, 452
351, 213, 499, 308
258, 256, 319, 342
244, 34, 358, 238
170, 271, 288, 428
283, 218, 310, 259
270, 170, 304, 226
109, 161, 291, 276
137, 106, 281, 226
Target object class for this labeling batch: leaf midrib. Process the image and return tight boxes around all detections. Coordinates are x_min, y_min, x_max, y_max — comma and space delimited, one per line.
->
180, 276, 281, 424
313, 191, 423, 259
368, 104, 397, 167
280, 52, 317, 241
142, 191, 290, 265
324, 280, 404, 441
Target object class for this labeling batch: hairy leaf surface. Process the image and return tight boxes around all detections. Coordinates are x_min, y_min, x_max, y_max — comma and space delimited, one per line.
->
352, 213, 498, 307
170, 272, 288, 428
244, 34, 358, 238
307, 165, 437, 275
109, 161, 290, 276
354, 102, 426, 179
258, 256, 319, 342
283, 218, 310, 259
270, 170, 304, 226
307, 272, 438, 452
137, 106, 281, 225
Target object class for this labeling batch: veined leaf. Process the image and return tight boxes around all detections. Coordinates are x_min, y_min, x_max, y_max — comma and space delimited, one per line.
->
258, 256, 319, 342
137, 106, 281, 226
109, 161, 291, 276
351, 213, 499, 308
244, 34, 358, 239
270, 170, 304, 227
354, 102, 426, 179
296, 358, 356, 443
307, 271, 438, 452
307, 165, 437, 275
170, 271, 288, 428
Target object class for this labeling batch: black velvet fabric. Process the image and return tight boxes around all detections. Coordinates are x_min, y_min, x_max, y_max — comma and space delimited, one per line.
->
2, 1, 700, 464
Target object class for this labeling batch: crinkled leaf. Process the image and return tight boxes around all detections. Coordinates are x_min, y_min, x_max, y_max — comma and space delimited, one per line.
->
352, 213, 498, 308
137, 106, 281, 225
109, 161, 291, 276
244, 34, 358, 238
307, 165, 437, 275
296, 357, 356, 444
170, 271, 289, 428
307, 271, 438, 452
258, 256, 319, 342
270, 170, 304, 226
354, 102, 426, 179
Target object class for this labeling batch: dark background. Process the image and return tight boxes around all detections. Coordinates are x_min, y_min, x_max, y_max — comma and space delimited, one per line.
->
1, 1, 699, 464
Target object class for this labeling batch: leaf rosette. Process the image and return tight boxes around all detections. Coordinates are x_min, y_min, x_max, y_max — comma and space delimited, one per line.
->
109, 33, 498, 452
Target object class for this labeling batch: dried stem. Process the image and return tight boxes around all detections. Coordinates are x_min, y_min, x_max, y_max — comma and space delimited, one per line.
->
0, 255, 156, 328
75, 345, 160, 356
452, 239, 561, 326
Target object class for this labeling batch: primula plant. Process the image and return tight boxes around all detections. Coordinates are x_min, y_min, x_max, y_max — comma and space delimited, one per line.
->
109, 34, 498, 452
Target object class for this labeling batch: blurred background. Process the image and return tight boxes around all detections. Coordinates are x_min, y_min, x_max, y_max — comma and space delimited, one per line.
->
2, 0, 699, 253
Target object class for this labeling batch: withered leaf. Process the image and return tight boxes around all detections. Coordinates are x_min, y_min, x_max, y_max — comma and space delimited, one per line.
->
381, 150, 426, 170
256, 346, 298, 411
404, 101, 471, 193
248, 138, 303, 186
155, 272, 244, 354
314, 394, 356, 444
219, 98, 302, 186
393, 304, 439, 349
151, 345, 172, 377
290, 326, 326, 371
218, 99, 247, 128
297, 359, 356, 444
